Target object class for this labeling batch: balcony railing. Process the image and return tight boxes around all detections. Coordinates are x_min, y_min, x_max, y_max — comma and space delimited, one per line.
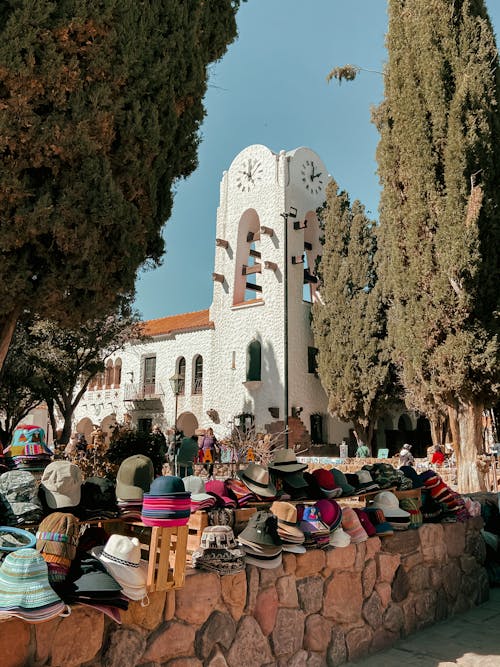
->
192, 377, 203, 395
123, 382, 164, 402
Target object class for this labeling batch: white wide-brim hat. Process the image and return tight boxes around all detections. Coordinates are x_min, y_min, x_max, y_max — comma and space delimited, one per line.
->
91, 541, 148, 590
371, 491, 411, 518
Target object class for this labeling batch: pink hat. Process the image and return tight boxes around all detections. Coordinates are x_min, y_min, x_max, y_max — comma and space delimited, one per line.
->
315, 499, 342, 530
341, 507, 368, 544
205, 480, 237, 507
353, 508, 377, 537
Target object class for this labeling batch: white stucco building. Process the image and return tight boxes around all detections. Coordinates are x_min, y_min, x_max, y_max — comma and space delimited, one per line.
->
73, 144, 354, 446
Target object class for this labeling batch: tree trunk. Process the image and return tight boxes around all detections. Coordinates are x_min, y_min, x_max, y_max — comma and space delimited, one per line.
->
0, 307, 21, 371
353, 422, 374, 455
448, 401, 486, 493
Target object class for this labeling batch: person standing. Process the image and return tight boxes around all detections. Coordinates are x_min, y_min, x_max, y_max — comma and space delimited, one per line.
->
399, 443, 415, 467
177, 433, 199, 477
200, 427, 218, 479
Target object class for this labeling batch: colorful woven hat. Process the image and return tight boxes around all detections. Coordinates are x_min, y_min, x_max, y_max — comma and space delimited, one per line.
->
341, 507, 368, 544
0, 548, 65, 611
36, 512, 80, 562
193, 526, 245, 575
364, 507, 394, 536
399, 496, 423, 529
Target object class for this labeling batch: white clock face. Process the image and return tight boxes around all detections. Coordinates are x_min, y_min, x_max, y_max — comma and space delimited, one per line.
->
236, 157, 263, 192
301, 159, 324, 194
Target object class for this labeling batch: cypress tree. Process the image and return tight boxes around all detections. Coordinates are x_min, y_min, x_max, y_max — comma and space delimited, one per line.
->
377, 0, 500, 491
0, 1, 239, 367
312, 180, 394, 451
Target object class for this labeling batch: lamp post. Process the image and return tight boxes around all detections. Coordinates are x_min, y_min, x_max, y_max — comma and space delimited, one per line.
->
169, 373, 183, 432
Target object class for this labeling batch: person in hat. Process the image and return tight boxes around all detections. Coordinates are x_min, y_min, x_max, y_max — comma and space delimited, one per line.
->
399, 443, 414, 467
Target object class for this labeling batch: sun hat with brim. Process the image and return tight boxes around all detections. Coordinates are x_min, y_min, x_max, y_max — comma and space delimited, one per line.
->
315, 499, 342, 530
91, 535, 148, 590
341, 507, 368, 544
237, 463, 276, 498
40, 461, 82, 509
238, 510, 282, 547
270, 501, 304, 541
272, 469, 309, 489
370, 491, 411, 518
0, 526, 37, 552
269, 449, 307, 473
329, 525, 351, 548
116, 455, 154, 501
60, 555, 122, 596
331, 468, 356, 495
282, 543, 306, 554
0, 548, 66, 610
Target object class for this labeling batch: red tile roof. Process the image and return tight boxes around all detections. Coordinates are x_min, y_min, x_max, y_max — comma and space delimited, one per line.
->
142, 309, 214, 337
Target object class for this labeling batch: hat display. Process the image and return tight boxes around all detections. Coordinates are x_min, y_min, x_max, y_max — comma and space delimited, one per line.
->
370, 491, 411, 519
192, 525, 245, 575
329, 525, 351, 548
353, 508, 377, 537
269, 449, 307, 474
238, 511, 283, 568
363, 507, 394, 536
315, 499, 342, 531
116, 455, 154, 501
92, 535, 148, 601
354, 470, 380, 493
331, 468, 356, 495
40, 461, 82, 509
0, 548, 68, 623
399, 496, 423, 529
399, 466, 424, 489
141, 476, 191, 527
237, 463, 276, 499
311, 469, 343, 498
205, 480, 238, 508
80, 477, 118, 518
225, 478, 257, 506
182, 476, 216, 510
341, 507, 368, 544
270, 501, 305, 545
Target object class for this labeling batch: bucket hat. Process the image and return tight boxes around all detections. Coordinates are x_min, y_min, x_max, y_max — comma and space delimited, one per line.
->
341, 507, 368, 544
193, 526, 245, 575
269, 449, 307, 473
116, 455, 154, 500
315, 499, 342, 530
371, 491, 411, 518
237, 463, 276, 498
40, 461, 82, 509
0, 548, 66, 611
331, 468, 356, 495
238, 510, 282, 547
147, 475, 189, 497
91, 535, 147, 600
0, 470, 43, 524
0, 526, 37, 552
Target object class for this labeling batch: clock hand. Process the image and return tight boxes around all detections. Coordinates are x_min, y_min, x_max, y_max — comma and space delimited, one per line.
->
312, 172, 322, 180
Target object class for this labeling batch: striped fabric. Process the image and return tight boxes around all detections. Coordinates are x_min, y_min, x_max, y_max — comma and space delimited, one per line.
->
0, 548, 63, 609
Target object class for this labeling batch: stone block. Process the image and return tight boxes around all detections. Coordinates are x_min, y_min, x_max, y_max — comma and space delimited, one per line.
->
345, 625, 372, 662
50, 607, 104, 666
195, 611, 236, 660
414, 590, 436, 626
401, 596, 418, 636
143, 622, 196, 663
254, 586, 279, 636
475, 568, 490, 604
221, 570, 247, 621
442, 562, 462, 601
383, 603, 404, 633
1, 618, 31, 667
102, 627, 147, 667
460, 554, 479, 574
303, 614, 332, 652
325, 544, 356, 571
260, 564, 284, 588
370, 628, 398, 653
326, 626, 347, 667
418, 523, 444, 551
375, 582, 392, 609
175, 571, 221, 625
305, 652, 327, 667
165, 659, 203, 667
354, 542, 367, 570
35, 617, 60, 664
282, 553, 296, 575
281, 650, 309, 667
271, 608, 305, 657
366, 536, 381, 559
381, 530, 420, 555
407, 564, 430, 592
391, 565, 410, 603
276, 575, 299, 608
295, 550, 325, 578
323, 571, 363, 623
376, 552, 401, 584
122, 591, 167, 630
466, 516, 484, 532
245, 565, 260, 613
443, 522, 466, 558
400, 549, 423, 571
226, 616, 272, 667
465, 530, 486, 564
435, 588, 448, 621
430, 567, 443, 589
206, 647, 229, 667
362, 591, 383, 630
362, 558, 377, 597
296, 576, 324, 614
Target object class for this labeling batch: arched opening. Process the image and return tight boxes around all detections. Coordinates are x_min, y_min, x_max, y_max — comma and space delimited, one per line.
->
303, 210, 322, 303
104, 360, 113, 389
233, 209, 262, 305
177, 412, 198, 437
113, 358, 122, 387
100, 414, 117, 447
75, 417, 93, 443
192, 355, 203, 395
246, 340, 262, 381
177, 357, 186, 395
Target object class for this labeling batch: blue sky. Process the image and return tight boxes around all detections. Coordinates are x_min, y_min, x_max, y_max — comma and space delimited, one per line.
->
135, 0, 500, 321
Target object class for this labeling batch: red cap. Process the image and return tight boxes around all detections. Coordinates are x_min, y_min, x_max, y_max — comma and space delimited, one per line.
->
312, 468, 336, 491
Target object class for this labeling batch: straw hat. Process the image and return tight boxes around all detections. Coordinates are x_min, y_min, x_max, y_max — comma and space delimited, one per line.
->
91, 535, 147, 600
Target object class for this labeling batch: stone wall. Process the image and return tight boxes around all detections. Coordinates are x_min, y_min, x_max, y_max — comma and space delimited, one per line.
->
1, 518, 488, 667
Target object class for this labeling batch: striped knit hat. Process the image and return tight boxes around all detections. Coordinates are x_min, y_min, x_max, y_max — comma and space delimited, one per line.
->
399, 497, 423, 529
0, 548, 64, 610
36, 512, 80, 562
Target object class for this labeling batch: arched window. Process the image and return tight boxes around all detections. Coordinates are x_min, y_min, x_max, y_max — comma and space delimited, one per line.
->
193, 355, 203, 394
113, 359, 122, 387
233, 209, 262, 305
105, 360, 113, 388
177, 357, 186, 395
246, 340, 261, 381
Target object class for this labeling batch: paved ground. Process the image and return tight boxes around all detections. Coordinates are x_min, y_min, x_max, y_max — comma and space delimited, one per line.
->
350, 587, 500, 666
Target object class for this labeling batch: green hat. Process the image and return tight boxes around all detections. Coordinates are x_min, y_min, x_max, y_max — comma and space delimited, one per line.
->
116, 455, 154, 500
331, 468, 355, 495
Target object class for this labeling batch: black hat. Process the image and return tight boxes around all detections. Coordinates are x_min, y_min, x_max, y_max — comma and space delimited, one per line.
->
81, 477, 117, 512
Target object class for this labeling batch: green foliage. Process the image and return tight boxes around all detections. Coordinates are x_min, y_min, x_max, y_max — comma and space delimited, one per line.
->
376, 0, 500, 413
312, 180, 396, 447
107, 423, 165, 476
0, 1, 239, 353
